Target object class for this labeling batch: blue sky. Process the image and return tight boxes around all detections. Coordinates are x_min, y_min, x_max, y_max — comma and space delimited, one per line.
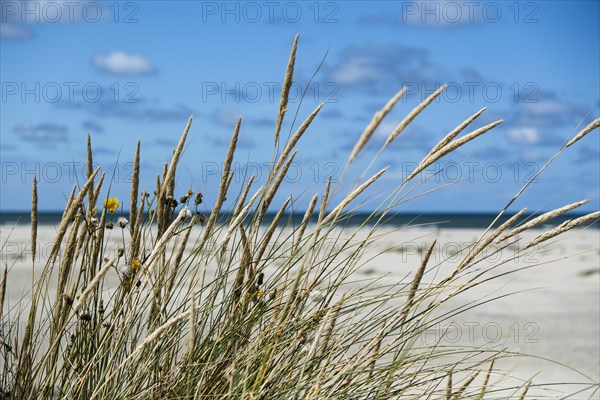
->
1, 0, 599, 213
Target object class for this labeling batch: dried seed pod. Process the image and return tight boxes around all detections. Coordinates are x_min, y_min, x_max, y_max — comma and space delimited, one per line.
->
257, 272, 264, 286
63, 294, 73, 307
80, 313, 92, 322
165, 195, 178, 208
117, 217, 129, 228
180, 189, 194, 203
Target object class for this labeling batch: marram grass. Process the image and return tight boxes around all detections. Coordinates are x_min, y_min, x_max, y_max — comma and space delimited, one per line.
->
1, 35, 599, 399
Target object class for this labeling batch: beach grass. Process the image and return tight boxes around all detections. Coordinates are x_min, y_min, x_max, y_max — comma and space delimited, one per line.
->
0, 35, 599, 399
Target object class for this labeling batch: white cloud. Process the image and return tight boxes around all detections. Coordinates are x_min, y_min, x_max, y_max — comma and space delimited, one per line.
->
92, 52, 155, 75
518, 149, 545, 163
0, 23, 32, 40
507, 127, 540, 145
330, 58, 380, 85
213, 107, 238, 126
523, 101, 573, 115
15, 123, 68, 142
361, 0, 486, 28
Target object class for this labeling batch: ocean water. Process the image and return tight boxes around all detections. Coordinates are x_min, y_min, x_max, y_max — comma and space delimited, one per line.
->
0, 211, 597, 229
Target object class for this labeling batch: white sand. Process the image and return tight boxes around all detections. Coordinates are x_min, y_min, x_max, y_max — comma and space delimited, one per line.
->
1, 223, 598, 397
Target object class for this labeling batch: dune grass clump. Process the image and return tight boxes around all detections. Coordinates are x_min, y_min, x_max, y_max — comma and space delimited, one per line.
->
1, 35, 599, 399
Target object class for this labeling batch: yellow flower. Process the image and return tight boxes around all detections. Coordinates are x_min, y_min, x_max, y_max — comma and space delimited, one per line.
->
104, 197, 119, 213
256, 289, 264, 299
131, 258, 141, 274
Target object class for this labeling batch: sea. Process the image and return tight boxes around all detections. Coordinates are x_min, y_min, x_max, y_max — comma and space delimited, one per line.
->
0, 211, 597, 230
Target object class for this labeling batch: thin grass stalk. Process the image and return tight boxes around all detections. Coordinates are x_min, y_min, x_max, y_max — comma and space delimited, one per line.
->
62, 184, 77, 222
71, 248, 123, 315
130, 140, 141, 235
524, 211, 600, 250
203, 118, 241, 240
474, 119, 592, 255
131, 191, 147, 260
292, 194, 318, 255
13, 176, 39, 397
430, 107, 487, 156
368, 319, 388, 378
446, 370, 453, 400
219, 187, 263, 253
322, 167, 388, 225
0, 265, 6, 320
91, 207, 107, 275
518, 381, 531, 400
73, 172, 105, 265
86, 134, 94, 203
406, 119, 504, 182
258, 150, 298, 225
274, 34, 299, 143
316, 177, 332, 231
157, 174, 168, 236
89, 310, 191, 399
232, 224, 253, 304
451, 371, 479, 399
565, 117, 600, 148
399, 239, 436, 325
163, 220, 194, 305
279, 178, 332, 325
218, 176, 256, 259
56, 212, 82, 297
48, 167, 101, 264
46, 213, 82, 378
161, 115, 192, 200
90, 172, 105, 214
187, 288, 196, 357
273, 104, 323, 178
347, 86, 408, 166
497, 199, 589, 242
477, 357, 496, 399
383, 84, 447, 148
454, 208, 527, 275
233, 176, 256, 217
253, 197, 291, 266
31, 176, 37, 267
143, 208, 190, 278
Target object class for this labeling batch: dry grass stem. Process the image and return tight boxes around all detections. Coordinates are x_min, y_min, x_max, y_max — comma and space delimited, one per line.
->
384, 84, 447, 148
273, 103, 323, 176
524, 211, 600, 250
31, 176, 38, 266
406, 119, 504, 182
292, 194, 318, 254
565, 117, 600, 148
430, 107, 487, 156
274, 34, 299, 143
322, 167, 388, 225
347, 86, 408, 165
497, 199, 589, 242
0, 265, 7, 319
204, 118, 241, 239
130, 140, 141, 234
71, 248, 123, 314
400, 239, 437, 323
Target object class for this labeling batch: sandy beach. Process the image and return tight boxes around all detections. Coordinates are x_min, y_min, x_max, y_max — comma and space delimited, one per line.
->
1, 223, 599, 398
